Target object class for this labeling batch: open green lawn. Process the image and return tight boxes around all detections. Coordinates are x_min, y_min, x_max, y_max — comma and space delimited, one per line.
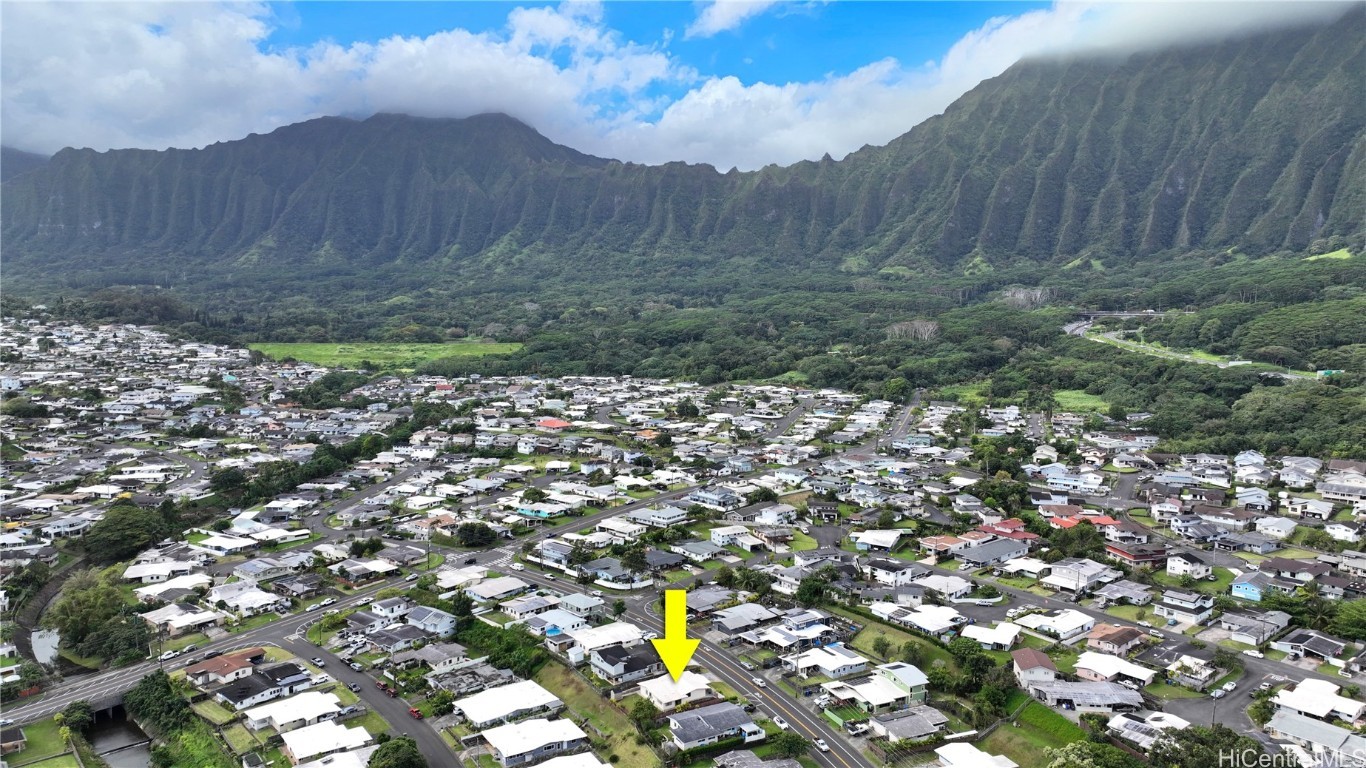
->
935, 382, 989, 406
1053, 389, 1108, 412
978, 702, 1084, 767
1305, 248, 1354, 261
248, 341, 522, 368
1145, 681, 1205, 700
834, 609, 955, 670
10, 718, 68, 764
192, 698, 240, 725
1271, 547, 1319, 560
1153, 566, 1235, 595
534, 662, 660, 768
16, 756, 80, 768
1103, 604, 1148, 622
790, 532, 818, 551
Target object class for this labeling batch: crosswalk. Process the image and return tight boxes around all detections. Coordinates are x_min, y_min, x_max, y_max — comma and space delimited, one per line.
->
489, 546, 516, 568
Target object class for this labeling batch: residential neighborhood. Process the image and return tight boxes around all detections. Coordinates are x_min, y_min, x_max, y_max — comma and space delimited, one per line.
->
2, 316, 1365, 768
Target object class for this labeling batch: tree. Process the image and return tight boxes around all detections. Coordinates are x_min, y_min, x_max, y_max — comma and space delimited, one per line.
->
794, 574, 828, 607
900, 641, 922, 665
1046, 742, 1144, 768
455, 523, 496, 548
82, 505, 165, 565
770, 731, 812, 759
62, 700, 94, 733
1148, 724, 1264, 768
629, 698, 660, 729
521, 487, 548, 503
1331, 598, 1366, 641
43, 569, 124, 646
612, 599, 628, 619
877, 509, 896, 529
872, 636, 891, 659
714, 565, 736, 588
621, 547, 649, 575
368, 736, 428, 768
1247, 697, 1276, 726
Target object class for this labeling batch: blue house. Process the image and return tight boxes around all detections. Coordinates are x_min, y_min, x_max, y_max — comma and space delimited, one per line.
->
1231, 571, 1273, 602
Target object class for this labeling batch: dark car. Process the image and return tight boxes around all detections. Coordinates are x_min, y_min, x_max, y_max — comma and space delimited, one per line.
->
347, 682, 362, 693
464, 557, 478, 565
202, 650, 222, 661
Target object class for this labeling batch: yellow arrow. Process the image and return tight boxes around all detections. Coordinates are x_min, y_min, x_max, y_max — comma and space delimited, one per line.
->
651, 589, 700, 681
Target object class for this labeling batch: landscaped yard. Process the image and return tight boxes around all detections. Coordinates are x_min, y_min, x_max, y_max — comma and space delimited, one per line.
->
9, 718, 69, 764
247, 341, 522, 369
1145, 681, 1205, 700
192, 698, 240, 725
1104, 604, 1149, 623
977, 702, 1084, 767
834, 609, 955, 670
789, 532, 818, 551
1153, 566, 1236, 595
535, 662, 660, 768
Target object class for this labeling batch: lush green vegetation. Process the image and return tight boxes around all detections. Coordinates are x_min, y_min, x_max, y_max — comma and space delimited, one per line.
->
249, 341, 520, 369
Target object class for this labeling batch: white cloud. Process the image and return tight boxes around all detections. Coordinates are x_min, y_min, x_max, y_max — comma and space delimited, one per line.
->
686, 0, 782, 39
0, 1, 1350, 170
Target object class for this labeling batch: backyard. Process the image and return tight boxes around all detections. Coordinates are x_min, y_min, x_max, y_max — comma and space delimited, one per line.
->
534, 662, 661, 768
977, 702, 1084, 767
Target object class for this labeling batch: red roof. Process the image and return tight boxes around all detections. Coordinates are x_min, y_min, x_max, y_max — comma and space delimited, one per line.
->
1011, 648, 1057, 671
537, 418, 572, 429
1050, 517, 1080, 529
1089, 516, 1119, 526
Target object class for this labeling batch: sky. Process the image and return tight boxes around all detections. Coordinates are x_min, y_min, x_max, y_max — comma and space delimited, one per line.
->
0, 1, 1352, 171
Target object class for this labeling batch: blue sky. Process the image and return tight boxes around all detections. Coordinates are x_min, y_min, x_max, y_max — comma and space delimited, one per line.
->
0, 1, 1347, 169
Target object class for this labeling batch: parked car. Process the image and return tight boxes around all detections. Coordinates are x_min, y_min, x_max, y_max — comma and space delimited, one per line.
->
591, 590, 604, 597
1210, 689, 1227, 699
202, 650, 222, 661
814, 739, 830, 752
312, 674, 332, 685
305, 603, 323, 613
357, 597, 374, 605
408, 708, 424, 720
320, 598, 337, 607
1206, 574, 1218, 581
0, 719, 13, 727
182, 644, 197, 653
1137, 621, 1152, 628
1257, 682, 1272, 692
158, 650, 179, 661
1148, 629, 1164, 638
405, 573, 420, 582
642, 631, 657, 640
1243, 650, 1264, 659
740, 661, 756, 671
751, 677, 767, 688
773, 716, 790, 730
1222, 681, 1237, 692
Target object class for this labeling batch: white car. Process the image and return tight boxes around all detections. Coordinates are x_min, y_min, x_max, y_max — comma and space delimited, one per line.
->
590, 590, 604, 597
510, 563, 526, 571
158, 650, 179, 661
320, 598, 337, 607
773, 716, 790, 730
642, 631, 658, 640
751, 677, 767, 688
1210, 689, 1227, 699
1137, 621, 1152, 628
1222, 681, 1237, 692
1242, 650, 1264, 659
814, 739, 830, 752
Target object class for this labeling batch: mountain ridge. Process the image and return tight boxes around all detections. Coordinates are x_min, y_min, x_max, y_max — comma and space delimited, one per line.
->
3, 10, 1363, 288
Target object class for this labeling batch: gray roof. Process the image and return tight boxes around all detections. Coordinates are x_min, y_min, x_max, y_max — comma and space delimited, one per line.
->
1268, 710, 1366, 755
874, 705, 949, 740
668, 701, 754, 745
1032, 681, 1144, 707
960, 538, 1030, 564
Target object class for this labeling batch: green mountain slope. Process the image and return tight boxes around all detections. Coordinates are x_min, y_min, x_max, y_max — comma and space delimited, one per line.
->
3, 11, 1363, 285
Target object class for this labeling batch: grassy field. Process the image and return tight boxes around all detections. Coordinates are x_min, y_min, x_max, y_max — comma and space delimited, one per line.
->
935, 381, 989, 406
1053, 389, 1108, 412
1305, 248, 1353, 261
9, 718, 68, 764
1152, 566, 1236, 595
534, 662, 660, 768
1145, 681, 1205, 700
833, 608, 956, 670
248, 341, 522, 369
978, 702, 1084, 767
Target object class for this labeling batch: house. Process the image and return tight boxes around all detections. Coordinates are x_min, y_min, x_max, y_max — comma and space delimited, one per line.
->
1261, 557, 1332, 583
851, 529, 903, 552
820, 662, 929, 713
1165, 551, 1212, 579
1165, 654, 1219, 690
1218, 611, 1291, 646
0, 726, 26, 755
1328, 522, 1364, 544
710, 525, 765, 552
407, 606, 457, 637
959, 538, 1031, 568
960, 622, 1022, 651
453, 679, 564, 729
1255, 517, 1298, 540
1014, 609, 1094, 640
1040, 558, 1117, 593
1273, 678, 1366, 722
934, 743, 1018, 768
666, 702, 765, 750
1272, 629, 1350, 665
1011, 648, 1057, 688
1093, 580, 1153, 606
1153, 590, 1214, 626
244, 690, 341, 732
1289, 497, 1337, 520
912, 574, 972, 600
185, 648, 266, 687
1107, 711, 1191, 751
1265, 710, 1366, 768
712, 603, 780, 635
214, 662, 313, 710
783, 644, 869, 679
1029, 681, 1143, 712
1231, 571, 1277, 602
869, 705, 950, 744
1105, 541, 1168, 569
589, 644, 664, 685
860, 553, 929, 586
1074, 652, 1157, 685
280, 720, 373, 765
1087, 624, 1145, 655
481, 718, 590, 768
638, 671, 716, 711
